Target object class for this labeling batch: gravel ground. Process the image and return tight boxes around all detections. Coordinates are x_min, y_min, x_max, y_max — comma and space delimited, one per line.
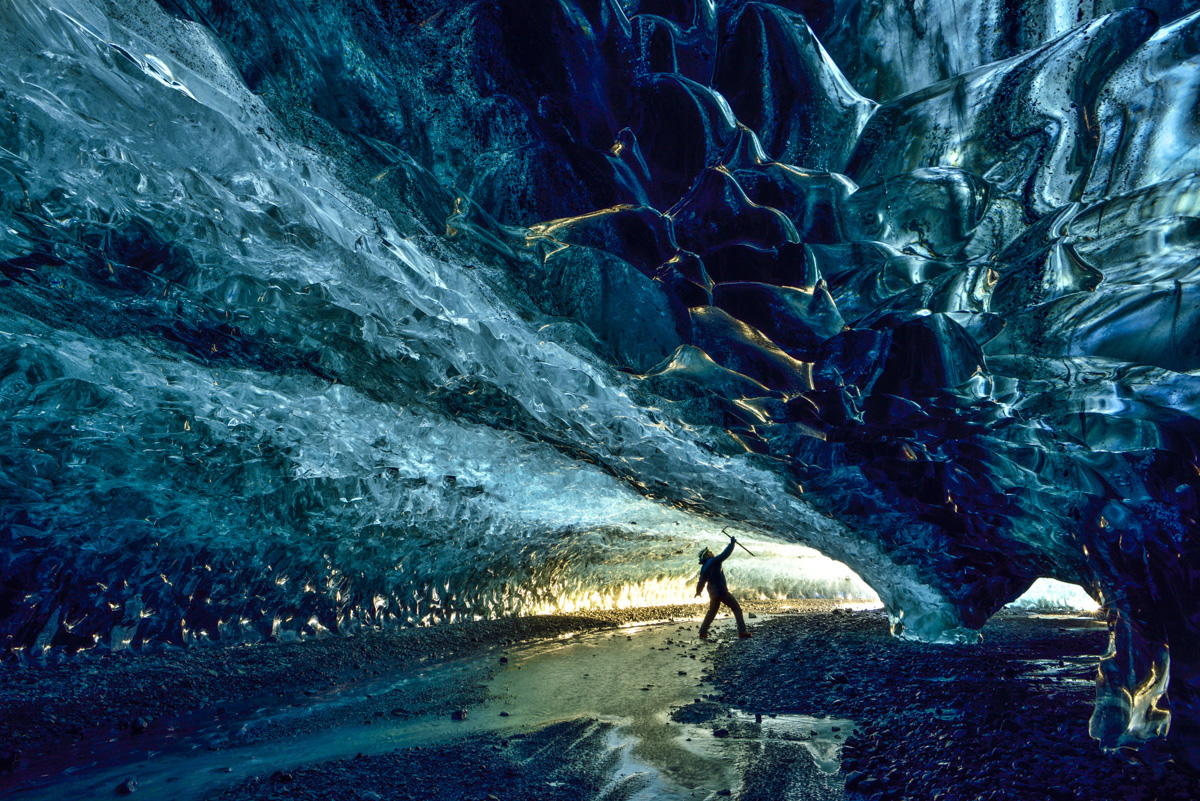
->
7, 601, 1197, 801
0, 600, 820, 772
695, 606, 1200, 801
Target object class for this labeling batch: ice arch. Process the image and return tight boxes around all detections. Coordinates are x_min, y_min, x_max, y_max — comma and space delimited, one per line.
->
0, 0, 1197, 767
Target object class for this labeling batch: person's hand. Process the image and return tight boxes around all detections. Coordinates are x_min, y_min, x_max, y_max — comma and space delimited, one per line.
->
694, 592, 701, 597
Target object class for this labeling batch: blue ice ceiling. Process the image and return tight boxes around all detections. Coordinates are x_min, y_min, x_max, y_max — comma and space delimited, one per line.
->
1, 0, 1198, 765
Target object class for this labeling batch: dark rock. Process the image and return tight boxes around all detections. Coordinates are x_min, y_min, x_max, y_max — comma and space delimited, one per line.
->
857, 776, 881, 793
0, 748, 21, 772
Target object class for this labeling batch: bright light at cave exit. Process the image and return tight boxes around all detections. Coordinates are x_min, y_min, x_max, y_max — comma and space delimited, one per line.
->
1007, 578, 1101, 612
521, 528, 883, 617
527, 569, 1098, 617
522, 520, 1097, 617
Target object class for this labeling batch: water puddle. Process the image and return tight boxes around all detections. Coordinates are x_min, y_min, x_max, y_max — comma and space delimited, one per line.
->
1017, 656, 1097, 686
3, 619, 852, 800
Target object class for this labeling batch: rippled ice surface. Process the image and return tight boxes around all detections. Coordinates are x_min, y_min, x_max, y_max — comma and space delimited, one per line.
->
0, 0, 885, 655
1, 0, 1198, 766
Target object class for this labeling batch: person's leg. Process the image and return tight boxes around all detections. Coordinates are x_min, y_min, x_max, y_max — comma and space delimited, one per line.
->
699, 595, 721, 638
723, 592, 747, 635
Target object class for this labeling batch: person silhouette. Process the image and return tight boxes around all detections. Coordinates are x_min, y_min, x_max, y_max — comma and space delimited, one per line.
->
695, 535, 750, 639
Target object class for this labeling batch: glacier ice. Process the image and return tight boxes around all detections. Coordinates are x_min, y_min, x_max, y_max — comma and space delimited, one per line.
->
0, 0, 1198, 768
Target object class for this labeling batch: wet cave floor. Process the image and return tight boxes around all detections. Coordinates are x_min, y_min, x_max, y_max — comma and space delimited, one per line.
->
2, 601, 1198, 801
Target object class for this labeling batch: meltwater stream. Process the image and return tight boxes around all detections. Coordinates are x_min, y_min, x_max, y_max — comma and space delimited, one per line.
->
6, 619, 853, 801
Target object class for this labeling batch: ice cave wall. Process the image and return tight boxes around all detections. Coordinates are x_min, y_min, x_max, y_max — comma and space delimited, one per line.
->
0, 0, 1198, 764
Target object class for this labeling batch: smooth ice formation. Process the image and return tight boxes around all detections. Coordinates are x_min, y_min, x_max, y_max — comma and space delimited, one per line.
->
1, 0, 1198, 768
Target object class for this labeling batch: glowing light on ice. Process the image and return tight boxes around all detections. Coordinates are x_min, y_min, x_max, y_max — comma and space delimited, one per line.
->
522, 536, 879, 616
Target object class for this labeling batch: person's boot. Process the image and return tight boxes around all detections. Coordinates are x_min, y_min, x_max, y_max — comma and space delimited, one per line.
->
738, 630, 752, 638
698, 631, 709, 639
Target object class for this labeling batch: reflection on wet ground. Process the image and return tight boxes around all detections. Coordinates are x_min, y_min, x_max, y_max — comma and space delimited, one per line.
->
4, 618, 852, 800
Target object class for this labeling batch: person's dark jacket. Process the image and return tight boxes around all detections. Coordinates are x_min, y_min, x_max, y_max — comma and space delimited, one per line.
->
696, 539, 735, 598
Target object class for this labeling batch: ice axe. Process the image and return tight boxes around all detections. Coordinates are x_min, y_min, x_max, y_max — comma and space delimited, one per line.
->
722, 527, 756, 557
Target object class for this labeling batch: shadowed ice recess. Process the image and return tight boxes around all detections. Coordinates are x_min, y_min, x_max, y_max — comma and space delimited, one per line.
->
1, 0, 1198, 768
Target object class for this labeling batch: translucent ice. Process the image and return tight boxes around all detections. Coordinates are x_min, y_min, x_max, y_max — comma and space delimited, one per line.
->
2, 0, 1199, 768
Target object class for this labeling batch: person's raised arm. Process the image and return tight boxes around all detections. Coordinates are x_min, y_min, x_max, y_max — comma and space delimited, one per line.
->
713, 538, 735, 565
